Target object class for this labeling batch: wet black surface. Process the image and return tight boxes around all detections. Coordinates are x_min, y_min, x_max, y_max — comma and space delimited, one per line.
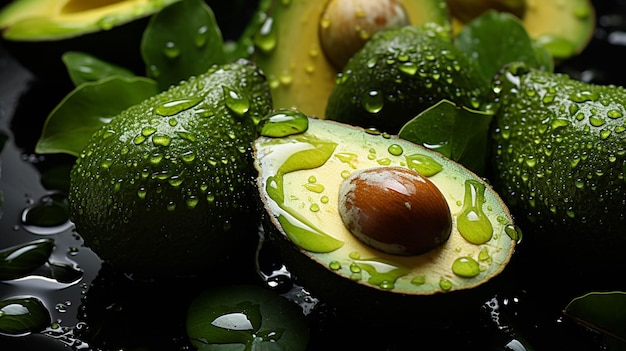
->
1, 0, 625, 349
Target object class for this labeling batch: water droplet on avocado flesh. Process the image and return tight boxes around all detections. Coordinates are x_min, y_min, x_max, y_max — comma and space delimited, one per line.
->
254, 118, 516, 299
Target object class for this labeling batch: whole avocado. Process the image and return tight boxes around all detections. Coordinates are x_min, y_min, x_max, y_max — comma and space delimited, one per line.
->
325, 22, 490, 134
490, 62, 626, 268
69, 59, 272, 277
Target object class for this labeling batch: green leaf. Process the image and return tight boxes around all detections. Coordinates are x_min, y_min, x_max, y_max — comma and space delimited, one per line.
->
35, 76, 158, 156
141, 0, 225, 91
564, 291, 626, 347
0, 239, 54, 281
0, 297, 51, 336
222, 0, 272, 62
187, 285, 309, 351
62, 51, 136, 87
454, 10, 553, 84
398, 100, 493, 175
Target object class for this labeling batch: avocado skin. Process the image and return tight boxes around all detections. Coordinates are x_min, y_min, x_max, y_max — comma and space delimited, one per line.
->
69, 59, 272, 277
325, 23, 490, 134
490, 63, 626, 267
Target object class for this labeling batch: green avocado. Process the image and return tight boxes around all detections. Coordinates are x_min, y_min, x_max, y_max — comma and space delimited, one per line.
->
253, 116, 518, 320
252, 0, 450, 118
69, 59, 272, 277
446, 0, 595, 60
490, 63, 626, 270
0, 0, 181, 77
325, 22, 491, 134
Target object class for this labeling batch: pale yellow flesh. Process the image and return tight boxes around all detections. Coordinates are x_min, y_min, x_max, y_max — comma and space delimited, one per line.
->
254, 119, 516, 295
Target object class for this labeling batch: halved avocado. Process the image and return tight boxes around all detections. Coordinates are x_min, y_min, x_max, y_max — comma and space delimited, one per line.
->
0, 0, 181, 77
446, 0, 595, 60
253, 117, 518, 320
252, 0, 450, 118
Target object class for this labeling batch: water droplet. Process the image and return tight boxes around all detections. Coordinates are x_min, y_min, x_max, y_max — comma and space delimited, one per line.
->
163, 41, 181, 59
387, 144, 403, 156
398, 62, 417, 75
181, 150, 196, 163
97, 15, 117, 30
607, 109, 623, 119
259, 109, 309, 137
224, 87, 250, 116
410, 275, 426, 285
254, 17, 277, 53
335, 152, 358, 169
405, 154, 442, 177
361, 90, 384, 113
167, 201, 176, 211
569, 90, 599, 103
376, 158, 391, 166
152, 135, 171, 147
154, 97, 203, 116
304, 183, 324, 193
439, 277, 453, 291
149, 153, 164, 165
195, 25, 208, 47
355, 258, 409, 290
452, 256, 480, 277
457, 179, 493, 245
21, 193, 72, 235
551, 118, 569, 130
589, 116, 605, 127
186, 196, 199, 209
133, 134, 147, 145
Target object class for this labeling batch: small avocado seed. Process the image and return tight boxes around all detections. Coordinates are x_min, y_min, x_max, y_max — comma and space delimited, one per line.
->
338, 167, 452, 255
319, 0, 409, 70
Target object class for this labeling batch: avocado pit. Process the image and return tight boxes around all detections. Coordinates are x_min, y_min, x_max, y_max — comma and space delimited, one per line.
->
319, 0, 410, 70
339, 166, 452, 255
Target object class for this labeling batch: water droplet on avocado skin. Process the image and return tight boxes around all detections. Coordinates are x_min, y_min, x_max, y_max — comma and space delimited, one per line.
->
154, 97, 203, 116
224, 86, 250, 116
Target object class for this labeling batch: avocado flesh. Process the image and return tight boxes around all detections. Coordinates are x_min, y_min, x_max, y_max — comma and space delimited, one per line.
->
491, 64, 626, 267
252, 0, 450, 118
448, 0, 595, 60
254, 118, 516, 315
0, 0, 180, 40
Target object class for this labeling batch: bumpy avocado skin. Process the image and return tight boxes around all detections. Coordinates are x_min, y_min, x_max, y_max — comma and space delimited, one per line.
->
491, 63, 626, 267
325, 23, 490, 134
69, 59, 272, 277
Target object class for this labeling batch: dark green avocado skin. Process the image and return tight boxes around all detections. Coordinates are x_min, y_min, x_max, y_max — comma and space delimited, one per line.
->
325, 23, 490, 134
69, 59, 272, 277
490, 63, 626, 269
